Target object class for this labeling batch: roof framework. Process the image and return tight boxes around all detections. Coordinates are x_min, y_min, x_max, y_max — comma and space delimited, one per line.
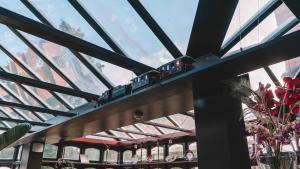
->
0, 0, 299, 144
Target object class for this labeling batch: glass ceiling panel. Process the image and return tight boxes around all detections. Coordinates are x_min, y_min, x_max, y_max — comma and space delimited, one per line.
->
269, 56, 300, 85
150, 117, 177, 134
0, 0, 40, 22
121, 125, 146, 139
78, 0, 174, 68
248, 68, 275, 90
28, 0, 111, 50
169, 114, 195, 130
140, 0, 198, 54
223, 0, 272, 44
81, 53, 135, 86
0, 107, 22, 120
56, 93, 86, 109
134, 123, 161, 135
20, 31, 108, 95
109, 130, 132, 139
223, 3, 295, 56
85, 135, 115, 141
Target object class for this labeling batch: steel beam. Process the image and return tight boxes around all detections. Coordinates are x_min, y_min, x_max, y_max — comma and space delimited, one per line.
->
0, 7, 154, 74
113, 128, 159, 137
0, 71, 99, 100
0, 100, 74, 117
142, 121, 191, 133
0, 44, 73, 109
220, 0, 282, 55
283, 0, 300, 20
128, 0, 182, 58
10, 30, 300, 146
21, 0, 114, 88
0, 117, 50, 127
187, 0, 239, 57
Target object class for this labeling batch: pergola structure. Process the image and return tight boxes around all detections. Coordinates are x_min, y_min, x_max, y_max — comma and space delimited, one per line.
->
0, 0, 299, 169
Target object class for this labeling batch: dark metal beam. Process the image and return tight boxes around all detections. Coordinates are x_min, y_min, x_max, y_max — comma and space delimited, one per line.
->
21, 0, 114, 88
283, 0, 300, 20
0, 83, 46, 121
10, 30, 300, 146
0, 44, 73, 109
0, 7, 154, 74
113, 128, 159, 137
10, 28, 81, 91
166, 116, 181, 128
93, 133, 134, 141
0, 100, 74, 117
264, 67, 282, 86
0, 117, 50, 127
187, 0, 239, 57
127, 0, 182, 58
142, 121, 191, 133
67, 0, 127, 56
0, 71, 99, 100
220, 0, 282, 55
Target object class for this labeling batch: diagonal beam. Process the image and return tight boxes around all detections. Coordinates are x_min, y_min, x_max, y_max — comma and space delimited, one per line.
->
283, 0, 300, 20
113, 128, 159, 137
187, 0, 239, 57
220, 0, 282, 55
0, 71, 99, 100
0, 7, 154, 75
67, 0, 127, 56
0, 116, 50, 127
0, 83, 46, 121
0, 100, 74, 117
93, 133, 134, 141
0, 44, 73, 109
142, 121, 191, 133
21, 0, 114, 88
127, 0, 183, 58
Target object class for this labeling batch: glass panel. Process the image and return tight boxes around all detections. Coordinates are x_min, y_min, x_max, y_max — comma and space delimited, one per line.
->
135, 148, 147, 161
0, 106, 22, 119
224, 3, 295, 54
169, 114, 195, 130
109, 130, 132, 139
223, 0, 272, 43
0, 0, 40, 22
79, 0, 174, 68
103, 150, 118, 163
140, 0, 198, 54
135, 123, 161, 135
249, 68, 275, 91
21, 31, 107, 95
123, 150, 132, 163
28, 0, 111, 49
0, 147, 14, 159
43, 144, 58, 159
121, 125, 146, 139
85, 148, 100, 161
151, 146, 164, 161
286, 23, 300, 35
63, 146, 80, 160
81, 53, 134, 86
151, 117, 176, 133
169, 144, 184, 158
56, 93, 86, 108
189, 142, 197, 157
85, 135, 115, 141
269, 56, 300, 84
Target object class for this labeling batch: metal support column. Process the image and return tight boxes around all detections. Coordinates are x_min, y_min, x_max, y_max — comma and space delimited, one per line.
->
193, 78, 250, 169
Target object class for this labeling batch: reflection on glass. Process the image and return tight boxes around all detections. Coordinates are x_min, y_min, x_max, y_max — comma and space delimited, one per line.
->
123, 150, 132, 163
0, 147, 15, 159
151, 146, 164, 161
104, 149, 118, 163
135, 148, 147, 161
21, 31, 108, 95
43, 144, 58, 159
63, 146, 80, 160
79, 0, 173, 68
140, 0, 198, 54
85, 148, 100, 161
189, 142, 197, 157
169, 144, 184, 158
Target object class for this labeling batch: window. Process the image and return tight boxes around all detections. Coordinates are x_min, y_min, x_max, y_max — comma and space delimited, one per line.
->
135, 148, 147, 161
0, 147, 14, 159
169, 144, 184, 158
103, 149, 118, 163
43, 144, 58, 159
151, 146, 164, 161
123, 150, 132, 163
85, 148, 100, 161
189, 142, 197, 157
63, 146, 80, 160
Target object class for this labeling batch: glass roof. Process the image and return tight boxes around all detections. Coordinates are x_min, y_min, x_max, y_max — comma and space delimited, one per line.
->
0, 0, 299, 143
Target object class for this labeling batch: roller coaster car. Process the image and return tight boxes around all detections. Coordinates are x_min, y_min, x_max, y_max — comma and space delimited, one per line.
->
158, 56, 195, 79
131, 70, 160, 91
